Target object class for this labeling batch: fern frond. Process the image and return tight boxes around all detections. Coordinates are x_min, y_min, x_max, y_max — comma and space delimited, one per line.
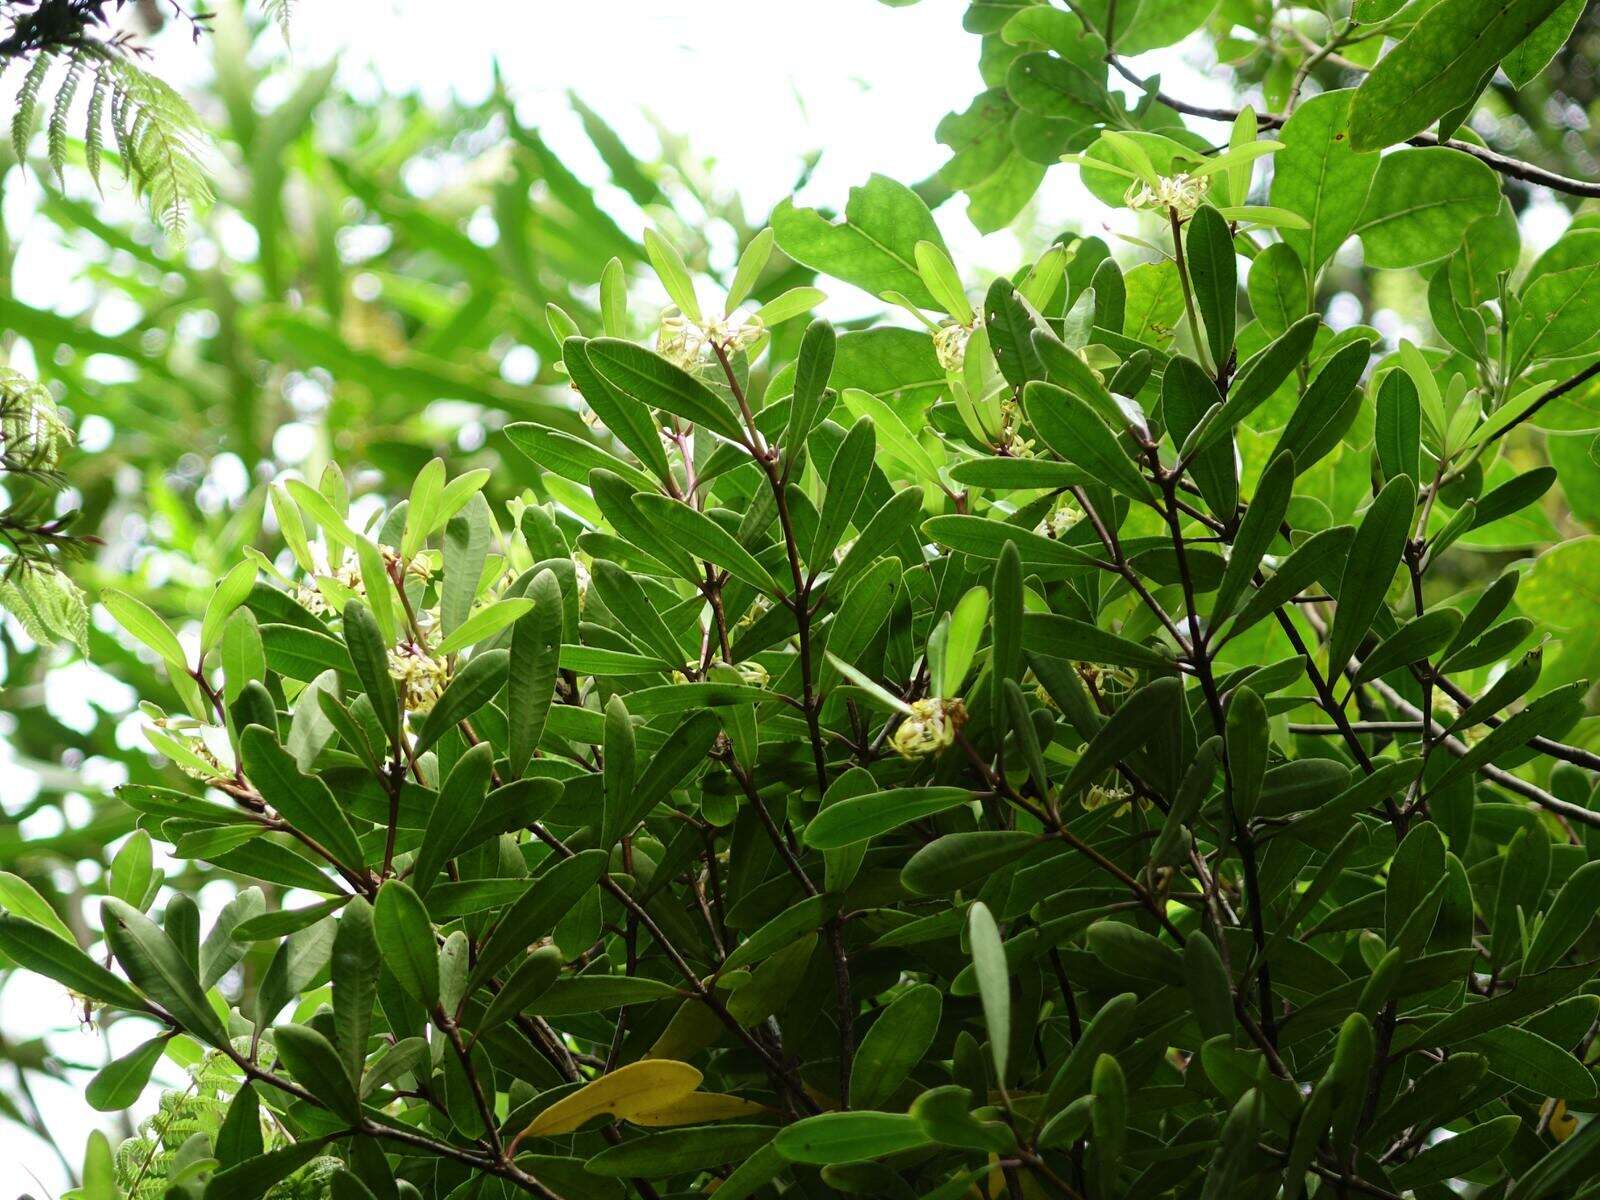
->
47, 49, 88, 184
261, 0, 293, 40
12, 50, 54, 165
83, 62, 109, 192
92, 50, 213, 240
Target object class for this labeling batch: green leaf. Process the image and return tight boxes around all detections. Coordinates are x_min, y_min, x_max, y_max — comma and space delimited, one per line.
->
528, 975, 682, 1015
968, 900, 1010, 1082
804, 787, 975, 850
591, 560, 684, 668
922, 514, 1100, 572
1184, 932, 1234, 1039
467, 851, 607, 992
635, 494, 782, 594
1186, 205, 1237, 366
507, 568, 563, 778
102, 897, 228, 1045
1375, 369, 1421, 485
850, 983, 942, 1109
914, 240, 973, 324
1349, 0, 1571, 151
1087, 920, 1182, 983
401, 457, 446, 562
1269, 91, 1379, 271
1327, 475, 1416, 681
1247, 242, 1309, 335
1354, 148, 1501, 269
1063, 677, 1183, 797
1024, 380, 1155, 505
783, 318, 836, 455
984, 278, 1046, 386
412, 742, 493, 898
204, 1136, 341, 1200
643, 228, 702, 321
1467, 1024, 1598, 1099
342, 600, 399, 752
585, 1126, 776, 1178
1510, 231, 1600, 368
1225, 686, 1268, 823
274, 1023, 360, 1121
86, 1034, 168, 1111
1505, 0, 1587, 84
562, 338, 676, 486
1022, 613, 1177, 671
477, 945, 563, 1038
722, 893, 838, 974
1389, 1114, 1520, 1188
1090, 1053, 1127, 1186
215, 1083, 263, 1166
1434, 681, 1588, 792
774, 1112, 931, 1164
1212, 451, 1294, 625
772, 174, 946, 308
0, 871, 76, 942
374, 880, 439, 1009
587, 337, 746, 444
103, 588, 188, 671
1523, 860, 1600, 973
413, 648, 509, 755
839, 388, 943, 484
901, 831, 1041, 897
261, 623, 354, 683
601, 693, 636, 849
1198, 314, 1321, 452
240, 725, 367, 872
331, 896, 378, 1086
1353, 609, 1463, 684
810, 415, 875, 577
434, 597, 534, 656
1226, 524, 1355, 641
1163, 354, 1237, 520
727, 227, 775, 311
200, 561, 259, 654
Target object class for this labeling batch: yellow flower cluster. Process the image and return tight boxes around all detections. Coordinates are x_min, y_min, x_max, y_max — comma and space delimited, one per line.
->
891, 698, 967, 759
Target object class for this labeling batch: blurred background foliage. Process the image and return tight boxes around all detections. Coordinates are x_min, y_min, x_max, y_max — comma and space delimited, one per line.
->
0, 2, 810, 1165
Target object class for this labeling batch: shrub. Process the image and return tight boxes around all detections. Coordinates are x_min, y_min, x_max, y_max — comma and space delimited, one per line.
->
11, 16, 1600, 1198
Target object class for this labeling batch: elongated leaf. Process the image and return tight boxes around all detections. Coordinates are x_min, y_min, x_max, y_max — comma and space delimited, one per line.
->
1327, 475, 1416, 681
588, 338, 746, 443
968, 900, 1010, 1082
1063, 677, 1183, 797
1186, 205, 1236, 366
413, 648, 509, 754
86, 1035, 169, 1112
635, 493, 781, 594
412, 742, 493, 897
1212, 451, 1294, 624
374, 881, 438, 1009
241, 725, 367, 872
507, 568, 562, 778
518, 1059, 703, 1137
1349, 0, 1570, 151
804, 787, 975, 850
102, 897, 228, 1045
1025, 380, 1155, 505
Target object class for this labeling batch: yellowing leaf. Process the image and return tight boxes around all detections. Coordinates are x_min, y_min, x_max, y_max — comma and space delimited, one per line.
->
628, 1091, 772, 1126
514, 1059, 702, 1140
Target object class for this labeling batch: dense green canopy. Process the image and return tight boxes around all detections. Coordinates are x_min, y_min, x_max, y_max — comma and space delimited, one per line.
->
9, 2, 1600, 1198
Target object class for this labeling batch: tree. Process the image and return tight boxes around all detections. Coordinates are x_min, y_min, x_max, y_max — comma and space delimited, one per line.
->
9, 1, 1600, 1197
